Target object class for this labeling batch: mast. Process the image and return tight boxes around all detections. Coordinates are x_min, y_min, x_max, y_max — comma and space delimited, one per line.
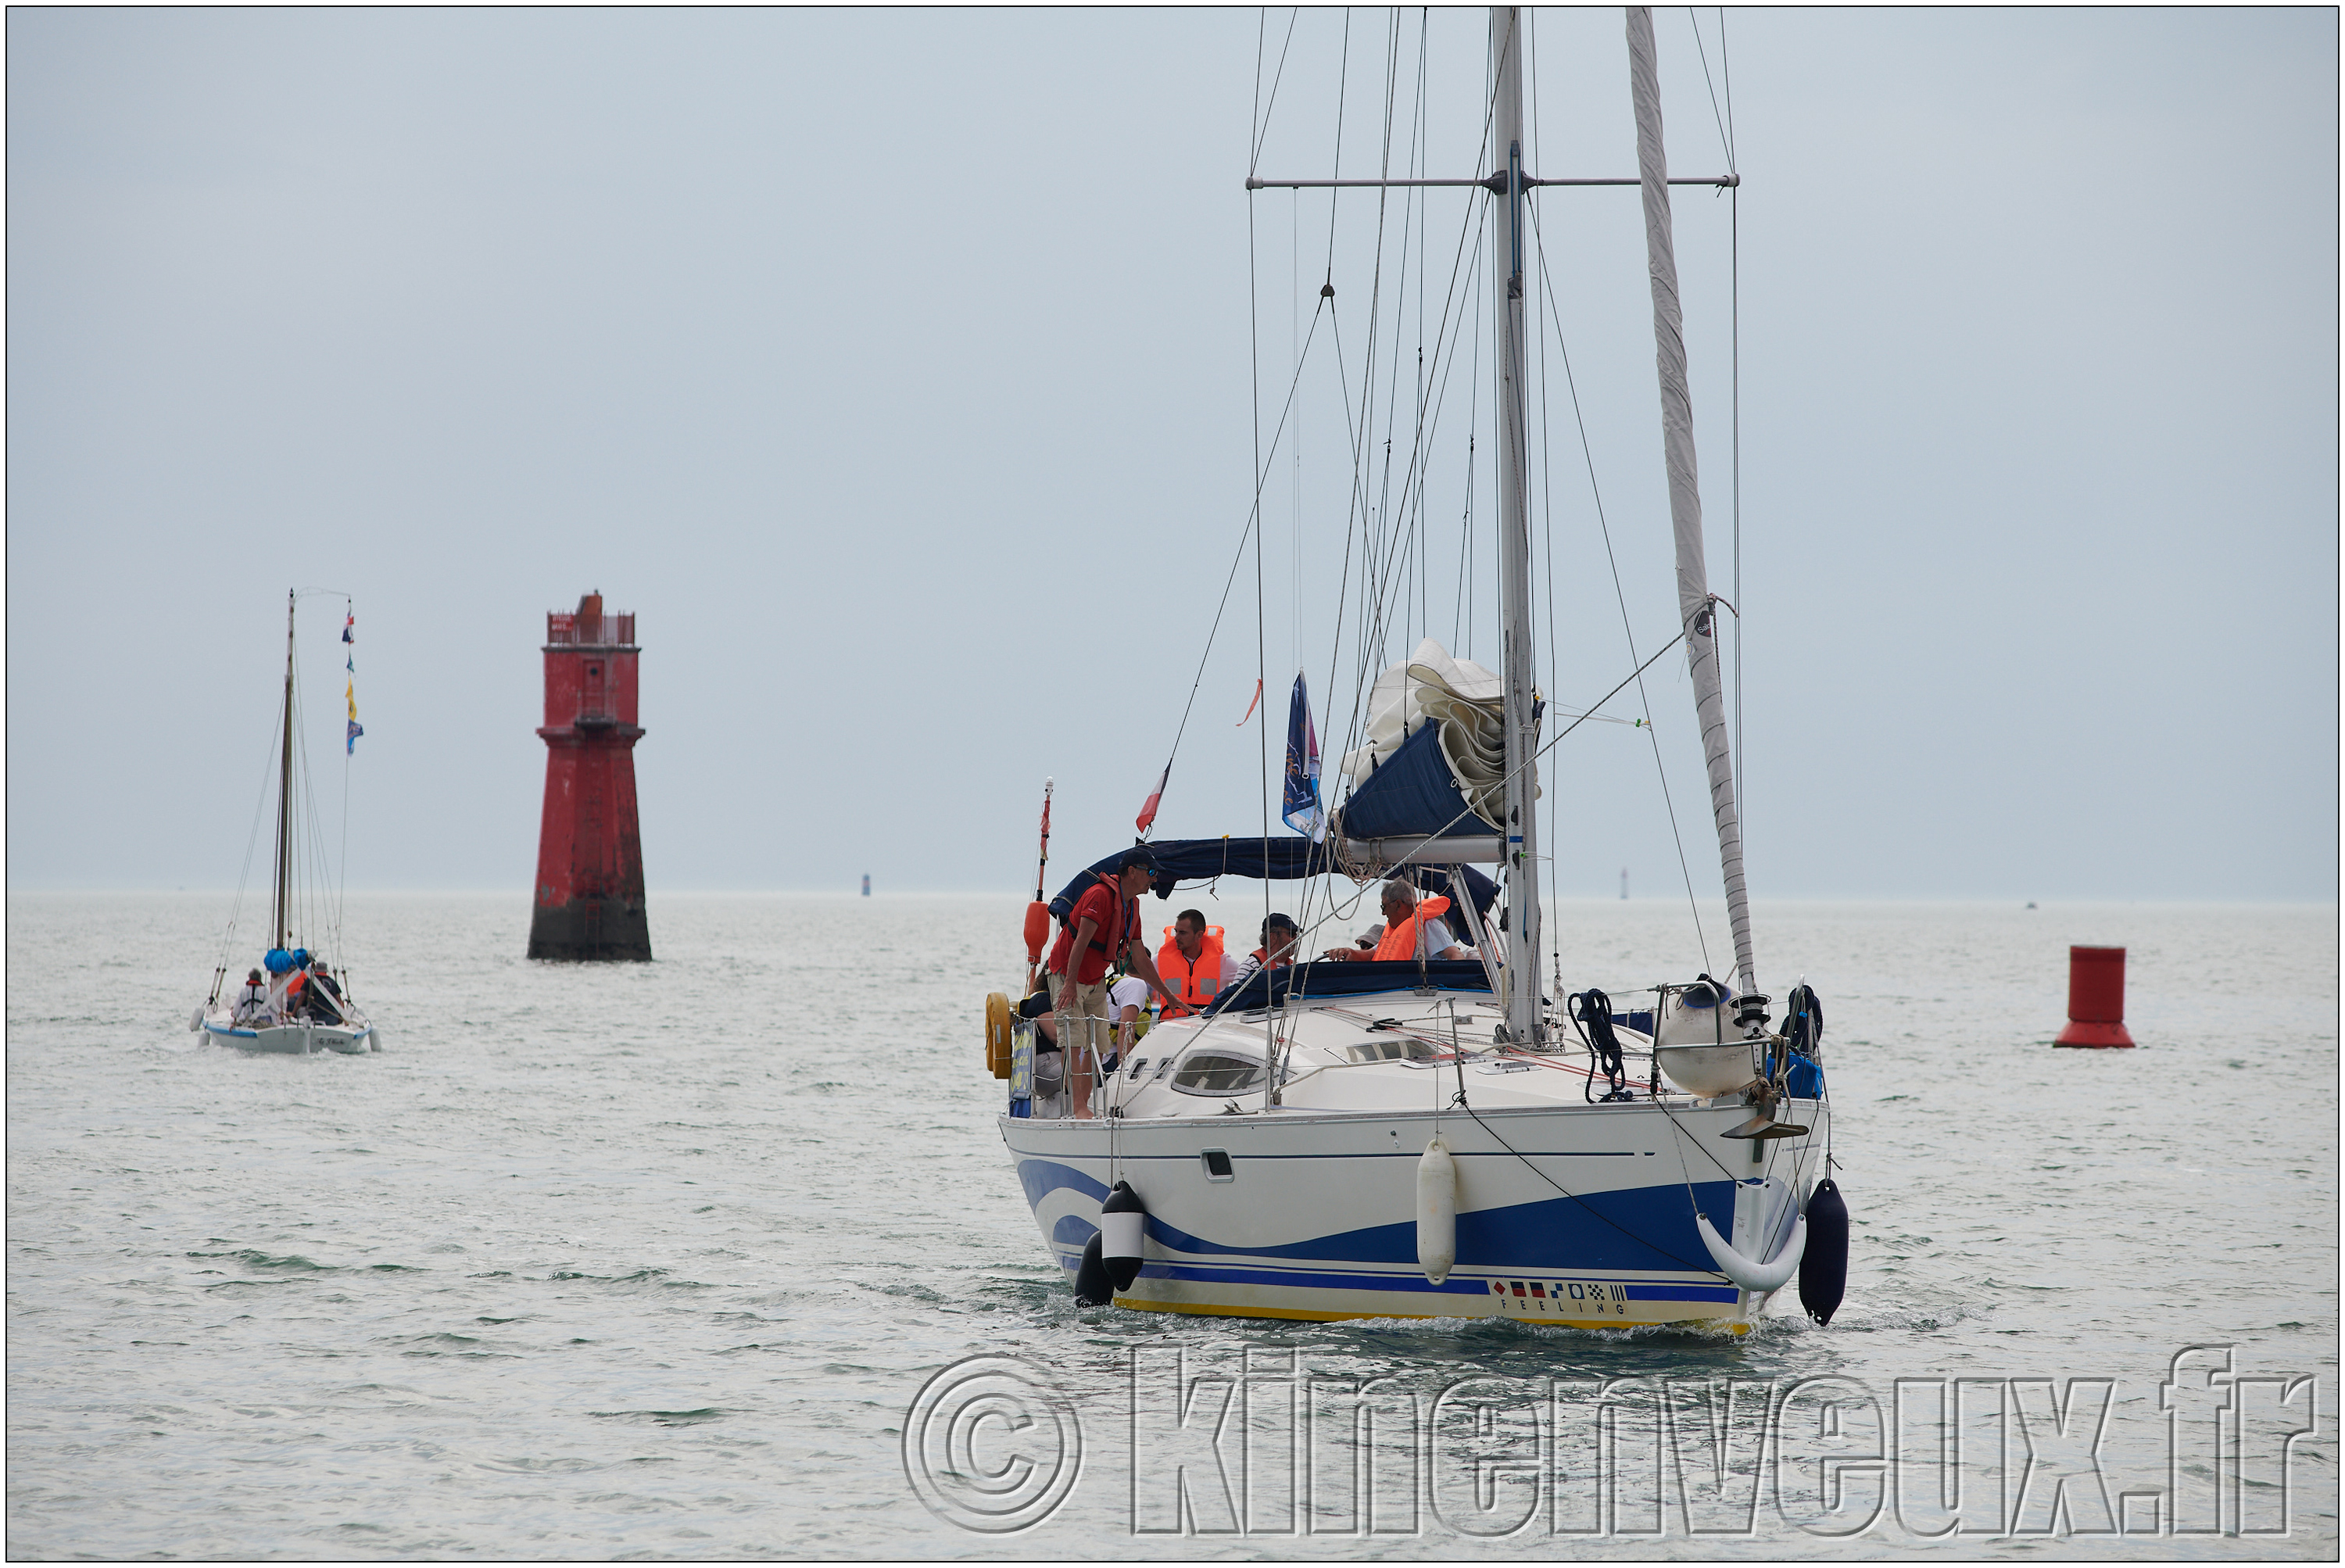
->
1491, 6, 1543, 1044
272, 589, 295, 953
1626, 6, 1758, 1000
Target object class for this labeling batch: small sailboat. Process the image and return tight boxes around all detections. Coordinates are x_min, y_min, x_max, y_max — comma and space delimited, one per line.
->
985, 8, 1846, 1330
195, 591, 376, 1055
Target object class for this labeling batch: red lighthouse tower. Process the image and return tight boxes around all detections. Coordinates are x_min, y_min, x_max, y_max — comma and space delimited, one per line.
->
528, 591, 651, 961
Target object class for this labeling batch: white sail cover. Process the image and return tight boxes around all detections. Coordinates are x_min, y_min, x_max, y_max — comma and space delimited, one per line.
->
1627, 6, 1757, 994
1340, 637, 1531, 830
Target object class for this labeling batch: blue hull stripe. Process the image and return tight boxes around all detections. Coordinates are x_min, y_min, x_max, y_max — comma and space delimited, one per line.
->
1018, 1158, 1737, 1275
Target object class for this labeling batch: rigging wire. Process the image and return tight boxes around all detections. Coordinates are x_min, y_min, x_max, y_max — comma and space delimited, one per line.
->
209, 690, 285, 1006
1150, 296, 1334, 801
1524, 195, 1714, 977
1317, 23, 1507, 832
1685, 8, 1738, 175
1316, 194, 1486, 837
1247, 7, 1301, 177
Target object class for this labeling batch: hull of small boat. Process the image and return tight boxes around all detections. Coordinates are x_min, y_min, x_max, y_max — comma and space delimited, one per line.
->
202, 1019, 375, 1055
1001, 1095, 1825, 1328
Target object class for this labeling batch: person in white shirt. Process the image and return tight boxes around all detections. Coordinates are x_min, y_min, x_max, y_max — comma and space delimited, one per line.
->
1105, 972, 1154, 1062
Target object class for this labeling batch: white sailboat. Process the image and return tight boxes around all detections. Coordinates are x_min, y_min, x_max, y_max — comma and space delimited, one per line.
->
986, 7, 1846, 1330
195, 592, 377, 1056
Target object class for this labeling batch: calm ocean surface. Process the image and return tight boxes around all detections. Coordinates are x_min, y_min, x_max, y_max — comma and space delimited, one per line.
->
7, 892, 2336, 1559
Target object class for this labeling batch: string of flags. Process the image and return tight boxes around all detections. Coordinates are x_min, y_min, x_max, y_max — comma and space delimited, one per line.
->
342, 607, 363, 754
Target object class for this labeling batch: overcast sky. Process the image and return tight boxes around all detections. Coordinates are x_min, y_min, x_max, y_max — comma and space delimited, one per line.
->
8, 7, 2336, 904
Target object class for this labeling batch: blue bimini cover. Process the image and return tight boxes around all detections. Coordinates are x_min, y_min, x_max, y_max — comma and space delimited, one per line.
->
1203, 958, 1495, 1015
1334, 719, 1489, 841
1051, 839, 1498, 923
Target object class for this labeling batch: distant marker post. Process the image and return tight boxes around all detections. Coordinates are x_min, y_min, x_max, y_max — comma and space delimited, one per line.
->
2054, 945, 2135, 1047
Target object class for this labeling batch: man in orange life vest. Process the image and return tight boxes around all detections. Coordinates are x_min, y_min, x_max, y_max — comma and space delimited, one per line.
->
1322, 880, 1469, 963
1049, 847, 1180, 1118
1155, 909, 1230, 1017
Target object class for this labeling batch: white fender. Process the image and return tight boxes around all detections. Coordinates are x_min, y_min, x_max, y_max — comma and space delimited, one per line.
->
1416, 1137, 1457, 1284
1098, 1206, 1146, 1269
1695, 1212, 1806, 1294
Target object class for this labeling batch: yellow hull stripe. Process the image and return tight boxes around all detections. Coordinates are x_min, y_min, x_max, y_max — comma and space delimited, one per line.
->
1114, 1296, 1752, 1334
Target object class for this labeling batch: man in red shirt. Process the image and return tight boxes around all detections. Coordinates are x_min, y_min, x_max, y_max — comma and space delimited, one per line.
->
1049, 847, 1180, 1118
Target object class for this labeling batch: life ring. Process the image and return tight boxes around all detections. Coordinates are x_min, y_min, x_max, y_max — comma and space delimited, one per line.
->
984, 992, 1014, 1079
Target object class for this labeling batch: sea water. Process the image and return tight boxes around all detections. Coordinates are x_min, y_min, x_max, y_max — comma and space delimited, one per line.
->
6, 892, 2336, 1559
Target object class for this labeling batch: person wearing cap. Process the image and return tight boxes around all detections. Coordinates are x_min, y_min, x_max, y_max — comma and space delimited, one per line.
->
1047, 848, 1180, 1118
1225, 912, 1304, 991
231, 968, 270, 1026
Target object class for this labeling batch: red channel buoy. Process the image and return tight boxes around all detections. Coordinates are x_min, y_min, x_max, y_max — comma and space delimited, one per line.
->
2054, 945, 2135, 1047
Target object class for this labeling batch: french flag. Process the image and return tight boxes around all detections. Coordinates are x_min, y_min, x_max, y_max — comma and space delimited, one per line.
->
1134, 761, 1171, 836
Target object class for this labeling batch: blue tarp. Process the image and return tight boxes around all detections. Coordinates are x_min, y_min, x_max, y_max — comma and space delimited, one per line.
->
1331, 719, 1490, 842
1050, 838, 1498, 924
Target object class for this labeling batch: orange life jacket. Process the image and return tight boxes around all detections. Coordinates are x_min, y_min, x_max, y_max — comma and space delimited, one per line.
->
1372, 895, 1453, 961
1157, 925, 1226, 1015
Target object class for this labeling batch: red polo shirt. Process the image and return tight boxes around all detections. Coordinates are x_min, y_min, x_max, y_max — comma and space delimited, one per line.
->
1048, 876, 1137, 985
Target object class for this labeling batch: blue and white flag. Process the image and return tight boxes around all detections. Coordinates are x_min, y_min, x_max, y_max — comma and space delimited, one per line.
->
1281, 673, 1323, 840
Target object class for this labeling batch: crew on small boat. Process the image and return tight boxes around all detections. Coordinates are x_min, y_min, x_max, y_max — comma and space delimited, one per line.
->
1224, 912, 1301, 990
1048, 847, 1180, 1119
306, 963, 346, 1023
1322, 880, 1468, 963
232, 969, 270, 1026
1155, 910, 1230, 1017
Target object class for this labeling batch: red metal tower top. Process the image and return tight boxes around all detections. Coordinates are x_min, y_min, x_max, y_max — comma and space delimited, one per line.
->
546, 589, 637, 650
539, 591, 641, 733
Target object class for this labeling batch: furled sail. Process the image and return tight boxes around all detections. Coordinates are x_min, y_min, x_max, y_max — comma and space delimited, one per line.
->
1337, 637, 1534, 836
1627, 6, 1757, 994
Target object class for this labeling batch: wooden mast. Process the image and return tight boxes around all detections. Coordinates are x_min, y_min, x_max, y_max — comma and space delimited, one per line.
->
272, 589, 295, 954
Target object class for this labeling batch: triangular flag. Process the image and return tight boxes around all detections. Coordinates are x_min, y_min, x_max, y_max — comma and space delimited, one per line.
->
1281, 674, 1324, 840
1135, 761, 1172, 836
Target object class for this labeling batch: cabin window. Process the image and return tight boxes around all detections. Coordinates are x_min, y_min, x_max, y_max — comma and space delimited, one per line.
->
1199, 1148, 1235, 1182
1169, 1053, 1266, 1096
1344, 1038, 1441, 1064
